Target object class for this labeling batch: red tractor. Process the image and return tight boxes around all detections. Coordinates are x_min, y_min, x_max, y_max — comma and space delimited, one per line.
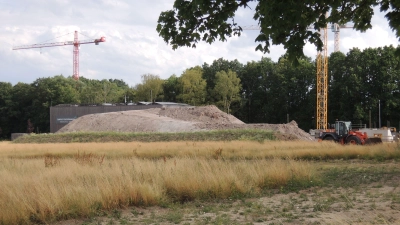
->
318, 121, 381, 144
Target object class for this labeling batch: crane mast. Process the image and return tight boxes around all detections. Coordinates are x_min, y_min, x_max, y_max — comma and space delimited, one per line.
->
73, 31, 79, 81
13, 31, 105, 80
316, 22, 352, 128
316, 26, 328, 129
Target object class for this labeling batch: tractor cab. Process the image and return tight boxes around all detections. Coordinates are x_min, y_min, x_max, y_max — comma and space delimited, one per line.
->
325, 121, 351, 138
333, 121, 351, 137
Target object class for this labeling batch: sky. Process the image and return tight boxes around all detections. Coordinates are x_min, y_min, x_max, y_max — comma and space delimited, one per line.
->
1, 0, 399, 87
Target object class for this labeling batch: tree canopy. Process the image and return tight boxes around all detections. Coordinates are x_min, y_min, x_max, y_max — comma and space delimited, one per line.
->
213, 69, 241, 114
134, 74, 164, 102
1, 46, 399, 139
177, 66, 207, 105
157, 0, 400, 61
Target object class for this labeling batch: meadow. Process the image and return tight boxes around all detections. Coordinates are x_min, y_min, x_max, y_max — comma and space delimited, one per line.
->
1, 140, 400, 224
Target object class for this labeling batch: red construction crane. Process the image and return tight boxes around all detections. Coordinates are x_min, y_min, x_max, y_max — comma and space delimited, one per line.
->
13, 31, 106, 80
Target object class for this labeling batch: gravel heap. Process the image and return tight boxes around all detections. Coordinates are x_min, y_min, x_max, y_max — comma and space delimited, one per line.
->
57, 105, 314, 141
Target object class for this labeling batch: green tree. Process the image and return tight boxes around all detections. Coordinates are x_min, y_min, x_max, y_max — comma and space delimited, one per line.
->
8, 82, 34, 135
262, 57, 288, 123
177, 66, 207, 105
157, 0, 400, 61
78, 77, 130, 104
0, 82, 13, 138
351, 46, 400, 127
213, 70, 241, 114
108, 79, 130, 103
375, 46, 400, 127
99, 79, 120, 103
163, 74, 180, 102
237, 57, 275, 123
202, 58, 243, 103
134, 74, 164, 102
108, 79, 129, 89
327, 51, 347, 123
125, 88, 136, 104
30, 75, 80, 133
78, 78, 102, 104
327, 46, 400, 128
274, 56, 315, 129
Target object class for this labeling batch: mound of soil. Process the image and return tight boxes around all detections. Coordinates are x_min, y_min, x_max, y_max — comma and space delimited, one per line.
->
57, 106, 314, 141
158, 105, 244, 124
57, 109, 201, 133
196, 120, 313, 141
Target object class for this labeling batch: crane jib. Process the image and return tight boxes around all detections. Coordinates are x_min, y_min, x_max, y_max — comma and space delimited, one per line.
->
13, 41, 74, 50
12, 39, 105, 50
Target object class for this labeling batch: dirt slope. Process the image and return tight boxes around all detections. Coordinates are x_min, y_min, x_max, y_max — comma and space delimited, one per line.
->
57, 105, 314, 141
57, 109, 202, 133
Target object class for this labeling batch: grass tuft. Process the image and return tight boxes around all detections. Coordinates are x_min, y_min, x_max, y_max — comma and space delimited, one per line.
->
74, 151, 105, 166
44, 154, 60, 167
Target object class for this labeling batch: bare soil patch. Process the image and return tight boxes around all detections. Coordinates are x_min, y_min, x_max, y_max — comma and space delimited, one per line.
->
58, 105, 313, 141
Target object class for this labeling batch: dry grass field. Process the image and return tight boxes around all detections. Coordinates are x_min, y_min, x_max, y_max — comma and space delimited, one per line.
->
1, 141, 400, 224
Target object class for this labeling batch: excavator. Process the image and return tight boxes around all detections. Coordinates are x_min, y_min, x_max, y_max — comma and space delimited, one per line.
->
319, 121, 382, 144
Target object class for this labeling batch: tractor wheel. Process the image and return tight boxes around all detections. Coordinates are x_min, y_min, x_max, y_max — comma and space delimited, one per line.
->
346, 136, 361, 145
323, 136, 334, 142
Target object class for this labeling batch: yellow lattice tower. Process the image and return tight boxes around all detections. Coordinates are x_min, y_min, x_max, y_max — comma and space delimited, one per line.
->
316, 25, 328, 129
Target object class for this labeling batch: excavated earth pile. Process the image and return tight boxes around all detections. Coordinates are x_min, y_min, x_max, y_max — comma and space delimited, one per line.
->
57, 105, 314, 141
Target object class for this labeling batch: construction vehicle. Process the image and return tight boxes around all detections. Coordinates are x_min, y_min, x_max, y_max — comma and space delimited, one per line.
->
319, 121, 383, 144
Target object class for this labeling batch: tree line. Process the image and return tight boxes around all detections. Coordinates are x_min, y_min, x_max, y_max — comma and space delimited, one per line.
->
0, 45, 399, 139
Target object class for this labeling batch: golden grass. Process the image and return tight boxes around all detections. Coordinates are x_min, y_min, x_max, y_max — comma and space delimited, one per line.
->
1, 140, 399, 160
0, 140, 398, 224
0, 157, 313, 224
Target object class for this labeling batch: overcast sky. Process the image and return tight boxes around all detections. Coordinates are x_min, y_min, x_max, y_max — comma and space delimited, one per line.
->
1, 1, 398, 87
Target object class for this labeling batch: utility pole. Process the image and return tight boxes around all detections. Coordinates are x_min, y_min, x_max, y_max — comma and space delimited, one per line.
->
379, 100, 381, 128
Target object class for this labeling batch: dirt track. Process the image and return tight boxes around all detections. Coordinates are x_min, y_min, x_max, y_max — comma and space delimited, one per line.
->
58, 105, 314, 141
